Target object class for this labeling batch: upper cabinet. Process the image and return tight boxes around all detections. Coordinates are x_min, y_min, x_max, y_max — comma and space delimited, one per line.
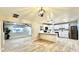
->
54, 23, 69, 30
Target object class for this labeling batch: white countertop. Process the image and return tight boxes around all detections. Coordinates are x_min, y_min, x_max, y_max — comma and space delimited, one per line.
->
39, 33, 57, 35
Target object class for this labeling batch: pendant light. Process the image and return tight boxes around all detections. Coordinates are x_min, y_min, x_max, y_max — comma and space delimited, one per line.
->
38, 7, 45, 17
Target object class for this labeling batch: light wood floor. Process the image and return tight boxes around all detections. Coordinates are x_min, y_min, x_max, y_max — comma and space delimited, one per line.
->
2, 38, 79, 52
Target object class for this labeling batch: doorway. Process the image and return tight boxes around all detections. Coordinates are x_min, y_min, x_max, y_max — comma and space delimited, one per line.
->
69, 26, 78, 40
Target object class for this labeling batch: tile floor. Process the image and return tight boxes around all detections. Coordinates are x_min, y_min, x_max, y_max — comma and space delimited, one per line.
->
2, 38, 79, 52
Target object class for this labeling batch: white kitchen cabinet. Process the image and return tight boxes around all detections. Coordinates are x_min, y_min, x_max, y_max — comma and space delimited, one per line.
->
59, 31, 69, 38
54, 23, 69, 38
54, 25, 60, 29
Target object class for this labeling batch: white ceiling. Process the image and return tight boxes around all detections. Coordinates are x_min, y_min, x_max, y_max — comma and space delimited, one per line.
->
0, 7, 79, 23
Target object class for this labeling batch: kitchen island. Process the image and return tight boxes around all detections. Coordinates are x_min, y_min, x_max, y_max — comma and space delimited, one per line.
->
38, 33, 57, 42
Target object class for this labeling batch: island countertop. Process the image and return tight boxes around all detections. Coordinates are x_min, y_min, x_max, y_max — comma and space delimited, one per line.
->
39, 33, 57, 35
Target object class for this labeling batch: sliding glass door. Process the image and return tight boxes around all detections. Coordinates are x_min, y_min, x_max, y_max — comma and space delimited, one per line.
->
3, 21, 32, 40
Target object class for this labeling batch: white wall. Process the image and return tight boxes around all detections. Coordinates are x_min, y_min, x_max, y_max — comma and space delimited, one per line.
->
0, 19, 1, 50
0, 18, 4, 51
